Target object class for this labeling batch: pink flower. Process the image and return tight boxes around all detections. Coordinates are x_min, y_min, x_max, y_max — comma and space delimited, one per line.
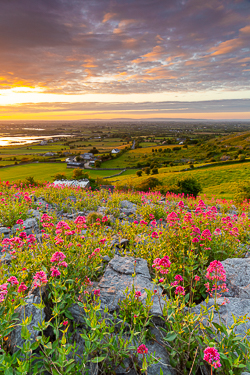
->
7, 276, 19, 285
178, 200, 184, 208
151, 231, 159, 239
174, 274, 183, 282
0, 283, 8, 303
50, 251, 66, 263
152, 255, 171, 274
203, 347, 221, 369
159, 278, 164, 283
194, 275, 200, 282
137, 344, 148, 354
16, 219, 23, 225
135, 291, 142, 298
51, 267, 61, 277
18, 282, 28, 293
192, 237, 199, 243
59, 261, 68, 268
206, 260, 226, 282
33, 271, 48, 288
62, 320, 68, 326
94, 289, 100, 297
175, 286, 185, 296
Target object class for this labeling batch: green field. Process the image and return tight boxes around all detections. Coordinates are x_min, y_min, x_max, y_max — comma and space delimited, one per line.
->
113, 161, 250, 199
0, 163, 135, 182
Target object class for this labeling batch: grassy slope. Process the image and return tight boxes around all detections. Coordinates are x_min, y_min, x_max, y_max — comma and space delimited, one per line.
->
0, 163, 134, 182
112, 161, 250, 199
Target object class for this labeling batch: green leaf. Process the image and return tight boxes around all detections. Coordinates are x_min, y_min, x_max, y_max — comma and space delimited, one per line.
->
164, 332, 177, 342
91, 356, 106, 363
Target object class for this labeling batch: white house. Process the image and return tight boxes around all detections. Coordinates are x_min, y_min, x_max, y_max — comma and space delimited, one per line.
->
40, 140, 48, 146
44, 152, 56, 157
111, 148, 121, 154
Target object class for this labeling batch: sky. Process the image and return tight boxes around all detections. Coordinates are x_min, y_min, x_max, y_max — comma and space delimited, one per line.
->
0, 0, 250, 121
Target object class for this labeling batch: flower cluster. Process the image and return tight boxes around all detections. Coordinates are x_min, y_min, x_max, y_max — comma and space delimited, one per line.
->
203, 347, 221, 369
34, 271, 48, 288
152, 255, 171, 274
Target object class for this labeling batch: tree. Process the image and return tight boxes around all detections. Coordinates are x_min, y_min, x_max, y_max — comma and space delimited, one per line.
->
177, 177, 202, 198
95, 160, 101, 167
136, 170, 142, 177
151, 168, 158, 174
145, 167, 151, 175
89, 147, 99, 154
72, 168, 85, 180
53, 173, 67, 181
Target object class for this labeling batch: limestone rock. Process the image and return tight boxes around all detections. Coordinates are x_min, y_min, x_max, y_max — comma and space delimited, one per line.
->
222, 257, 250, 299
120, 200, 137, 212
8, 289, 45, 353
193, 297, 250, 337
98, 255, 166, 321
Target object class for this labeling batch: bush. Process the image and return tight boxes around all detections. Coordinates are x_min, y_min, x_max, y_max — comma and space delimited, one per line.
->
53, 173, 67, 181
95, 160, 101, 168
235, 181, 250, 202
135, 177, 161, 192
151, 168, 158, 174
136, 170, 142, 177
144, 167, 151, 175
72, 169, 89, 180
176, 177, 202, 198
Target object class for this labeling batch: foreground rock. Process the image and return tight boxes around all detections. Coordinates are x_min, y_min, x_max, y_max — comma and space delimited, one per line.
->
194, 257, 250, 338
98, 255, 165, 322
222, 257, 250, 299
8, 286, 46, 353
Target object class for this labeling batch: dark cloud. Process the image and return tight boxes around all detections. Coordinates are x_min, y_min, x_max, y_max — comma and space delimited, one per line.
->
0, 0, 249, 93
1, 99, 250, 114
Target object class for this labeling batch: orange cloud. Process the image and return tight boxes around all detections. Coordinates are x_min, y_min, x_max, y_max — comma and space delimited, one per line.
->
208, 25, 250, 57
113, 19, 137, 34
102, 12, 117, 23
132, 46, 165, 63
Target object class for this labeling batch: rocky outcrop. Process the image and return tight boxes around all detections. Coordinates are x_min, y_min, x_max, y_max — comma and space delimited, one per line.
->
98, 255, 166, 322
194, 257, 250, 338
221, 257, 250, 299
8, 286, 46, 353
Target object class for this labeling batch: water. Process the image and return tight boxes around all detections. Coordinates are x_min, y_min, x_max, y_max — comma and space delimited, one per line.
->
0, 135, 72, 147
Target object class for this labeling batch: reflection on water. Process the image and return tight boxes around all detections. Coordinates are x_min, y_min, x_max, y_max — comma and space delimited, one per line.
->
0, 135, 71, 146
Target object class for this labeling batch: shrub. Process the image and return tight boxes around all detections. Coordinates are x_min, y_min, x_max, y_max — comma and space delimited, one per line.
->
135, 177, 161, 192
176, 177, 202, 197
136, 170, 142, 177
151, 168, 158, 174
95, 160, 101, 168
72, 169, 89, 180
144, 167, 151, 175
235, 181, 250, 202
53, 173, 67, 181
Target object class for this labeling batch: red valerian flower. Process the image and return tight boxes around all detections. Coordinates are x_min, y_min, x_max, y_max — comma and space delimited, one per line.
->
137, 344, 148, 354
203, 347, 221, 369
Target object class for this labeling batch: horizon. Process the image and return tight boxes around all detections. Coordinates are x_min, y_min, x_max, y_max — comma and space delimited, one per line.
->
0, 0, 250, 121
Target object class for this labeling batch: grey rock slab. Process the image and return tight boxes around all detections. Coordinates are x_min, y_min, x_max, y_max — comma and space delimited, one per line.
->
98, 255, 166, 320
120, 200, 137, 211
222, 257, 250, 299
193, 297, 250, 337
0, 251, 12, 265
8, 292, 45, 353
141, 326, 175, 375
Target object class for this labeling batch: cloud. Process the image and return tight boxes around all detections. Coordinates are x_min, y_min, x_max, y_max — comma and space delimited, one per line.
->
1, 99, 250, 114
0, 0, 249, 95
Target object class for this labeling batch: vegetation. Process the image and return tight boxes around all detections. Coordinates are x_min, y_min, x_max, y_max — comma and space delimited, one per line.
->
0, 182, 250, 374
